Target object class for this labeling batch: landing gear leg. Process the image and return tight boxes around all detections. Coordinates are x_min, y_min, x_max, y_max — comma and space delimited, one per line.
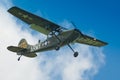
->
68, 44, 79, 57
18, 55, 22, 61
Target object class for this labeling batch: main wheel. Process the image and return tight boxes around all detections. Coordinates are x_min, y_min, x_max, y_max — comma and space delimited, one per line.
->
55, 46, 60, 51
73, 52, 79, 57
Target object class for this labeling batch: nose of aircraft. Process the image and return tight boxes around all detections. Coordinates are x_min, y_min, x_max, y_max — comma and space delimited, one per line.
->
74, 29, 84, 37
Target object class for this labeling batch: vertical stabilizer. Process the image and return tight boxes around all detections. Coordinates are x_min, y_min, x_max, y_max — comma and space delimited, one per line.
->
18, 39, 28, 48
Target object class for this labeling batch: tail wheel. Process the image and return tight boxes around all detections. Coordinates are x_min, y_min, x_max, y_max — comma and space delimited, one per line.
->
18, 57, 20, 61
18, 55, 22, 61
74, 52, 79, 57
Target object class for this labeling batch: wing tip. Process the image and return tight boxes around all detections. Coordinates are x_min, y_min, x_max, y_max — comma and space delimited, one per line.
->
98, 42, 108, 47
8, 6, 18, 12
104, 42, 108, 46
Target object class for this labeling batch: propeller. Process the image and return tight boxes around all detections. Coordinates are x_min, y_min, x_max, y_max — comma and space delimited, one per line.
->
70, 21, 78, 29
70, 21, 85, 37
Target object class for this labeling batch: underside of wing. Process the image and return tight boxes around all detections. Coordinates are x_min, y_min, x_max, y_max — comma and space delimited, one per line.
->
7, 46, 26, 52
8, 6, 62, 35
76, 34, 108, 47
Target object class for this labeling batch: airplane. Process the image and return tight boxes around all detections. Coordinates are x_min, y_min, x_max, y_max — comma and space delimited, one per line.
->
7, 6, 108, 61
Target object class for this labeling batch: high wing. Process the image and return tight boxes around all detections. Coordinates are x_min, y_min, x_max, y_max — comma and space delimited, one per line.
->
76, 34, 108, 47
8, 6, 63, 35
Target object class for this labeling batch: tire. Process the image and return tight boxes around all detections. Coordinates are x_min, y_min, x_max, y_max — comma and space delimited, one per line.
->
55, 46, 60, 51
74, 52, 79, 57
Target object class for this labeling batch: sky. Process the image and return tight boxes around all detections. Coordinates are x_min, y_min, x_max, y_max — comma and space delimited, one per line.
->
0, 0, 120, 80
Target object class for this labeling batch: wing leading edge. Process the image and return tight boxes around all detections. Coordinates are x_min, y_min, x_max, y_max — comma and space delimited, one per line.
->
76, 34, 108, 47
8, 6, 62, 35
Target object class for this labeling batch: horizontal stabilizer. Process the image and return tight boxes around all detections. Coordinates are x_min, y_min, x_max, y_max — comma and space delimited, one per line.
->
24, 53, 37, 58
7, 46, 26, 52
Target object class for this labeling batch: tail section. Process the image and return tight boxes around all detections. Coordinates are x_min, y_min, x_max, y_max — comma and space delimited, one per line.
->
18, 38, 28, 49
7, 39, 28, 52
7, 38, 37, 61
18, 39, 37, 58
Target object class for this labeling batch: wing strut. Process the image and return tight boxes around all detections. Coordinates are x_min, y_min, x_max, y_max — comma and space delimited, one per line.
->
50, 31, 61, 50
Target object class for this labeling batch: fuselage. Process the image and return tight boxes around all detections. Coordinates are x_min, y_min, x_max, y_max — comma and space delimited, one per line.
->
27, 29, 80, 53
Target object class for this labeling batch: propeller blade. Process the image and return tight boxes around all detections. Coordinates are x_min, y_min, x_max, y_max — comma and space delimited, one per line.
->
70, 21, 77, 29
70, 21, 86, 38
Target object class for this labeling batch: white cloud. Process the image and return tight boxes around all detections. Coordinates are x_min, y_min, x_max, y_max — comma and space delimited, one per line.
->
0, 0, 105, 80
37, 45, 105, 80
0, 1, 44, 80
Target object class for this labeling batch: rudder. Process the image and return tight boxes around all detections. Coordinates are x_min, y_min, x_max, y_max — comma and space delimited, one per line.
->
18, 38, 28, 48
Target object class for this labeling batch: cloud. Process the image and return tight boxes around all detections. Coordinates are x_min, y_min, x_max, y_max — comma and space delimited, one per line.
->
0, 1, 43, 80
37, 45, 105, 80
0, 0, 105, 80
